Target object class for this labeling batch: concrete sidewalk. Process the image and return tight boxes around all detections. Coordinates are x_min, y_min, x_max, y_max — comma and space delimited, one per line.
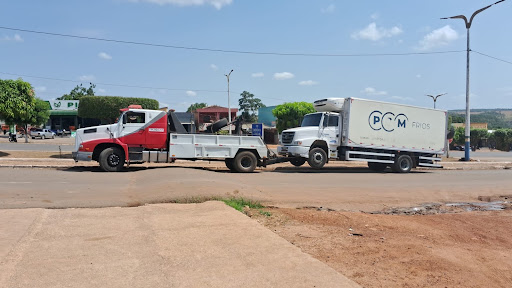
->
0, 201, 360, 288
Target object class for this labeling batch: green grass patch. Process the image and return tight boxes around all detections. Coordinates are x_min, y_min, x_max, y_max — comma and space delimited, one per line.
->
222, 197, 263, 212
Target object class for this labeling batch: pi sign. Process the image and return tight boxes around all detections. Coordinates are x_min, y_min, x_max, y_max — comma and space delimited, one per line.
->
369, 111, 408, 132
252, 123, 263, 139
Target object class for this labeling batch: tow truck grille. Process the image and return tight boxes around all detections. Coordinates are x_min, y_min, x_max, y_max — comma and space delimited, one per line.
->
281, 132, 295, 144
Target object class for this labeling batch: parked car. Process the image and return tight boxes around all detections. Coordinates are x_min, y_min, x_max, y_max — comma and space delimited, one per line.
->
30, 128, 55, 139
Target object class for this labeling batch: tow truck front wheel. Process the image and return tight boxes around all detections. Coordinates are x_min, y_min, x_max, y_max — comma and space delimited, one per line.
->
99, 147, 125, 172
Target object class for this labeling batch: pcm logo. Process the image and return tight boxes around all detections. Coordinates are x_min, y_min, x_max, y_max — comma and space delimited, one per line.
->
369, 111, 409, 132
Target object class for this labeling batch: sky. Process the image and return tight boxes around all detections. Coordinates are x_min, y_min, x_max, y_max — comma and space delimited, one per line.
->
1, 0, 511, 112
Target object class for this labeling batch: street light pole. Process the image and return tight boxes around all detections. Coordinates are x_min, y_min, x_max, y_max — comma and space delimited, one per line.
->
426, 93, 446, 109
225, 69, 233, 135
441, 0, 505, 161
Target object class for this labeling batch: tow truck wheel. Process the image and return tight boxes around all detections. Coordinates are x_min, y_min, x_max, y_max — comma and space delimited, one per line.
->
308, 147, 327, 169
99, 147, 125, 172
225, 158, 236, 171
233, 151, 257, 173
290, 158, 306, 167
391, 154, 413, 173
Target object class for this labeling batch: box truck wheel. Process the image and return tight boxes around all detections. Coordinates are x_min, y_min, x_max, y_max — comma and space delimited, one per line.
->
290, 158, 306, 167
368, 162, 387, 172
99, 147, 125, 172
308, 147, 327, 169
233, 151, 257, 173
392, 154, 413, 173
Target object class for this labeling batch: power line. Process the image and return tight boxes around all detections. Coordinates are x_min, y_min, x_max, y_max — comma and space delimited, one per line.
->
0, 72, 226, 93
0, 26, 465, 57
472, 50, 512, 65
0, 71, 289, 102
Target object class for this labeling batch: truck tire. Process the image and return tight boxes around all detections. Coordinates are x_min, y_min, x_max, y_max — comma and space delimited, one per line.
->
225, 158, 236, 171
368, 162, 387, 172
308, 147, 327, 169
99, 147, 125, 172
211, 118, 228, 133
290, 158, 306, 167
391, 154, 413, 173
233, 151, 257, 173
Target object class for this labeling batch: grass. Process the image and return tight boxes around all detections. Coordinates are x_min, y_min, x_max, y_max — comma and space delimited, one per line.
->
222, 197, 263, 212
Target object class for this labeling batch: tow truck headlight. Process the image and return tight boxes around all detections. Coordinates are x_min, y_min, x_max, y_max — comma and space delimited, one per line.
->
294, 141, 302, 145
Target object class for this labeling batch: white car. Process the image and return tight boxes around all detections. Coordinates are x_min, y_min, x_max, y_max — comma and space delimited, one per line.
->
30, 128, 55, 139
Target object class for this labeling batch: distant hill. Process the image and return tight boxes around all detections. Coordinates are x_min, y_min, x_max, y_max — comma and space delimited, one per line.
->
448, 109, 512, 129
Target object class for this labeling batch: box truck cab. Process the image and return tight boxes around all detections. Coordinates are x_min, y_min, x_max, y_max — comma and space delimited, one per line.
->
277, 98, 447, 173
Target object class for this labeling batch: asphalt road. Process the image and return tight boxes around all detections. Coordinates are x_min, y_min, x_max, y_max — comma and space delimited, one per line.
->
0, 135, 75, 152
1, 166, 510, 212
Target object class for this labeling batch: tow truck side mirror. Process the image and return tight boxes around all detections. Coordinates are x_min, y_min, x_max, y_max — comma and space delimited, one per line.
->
122, 115, 127, 125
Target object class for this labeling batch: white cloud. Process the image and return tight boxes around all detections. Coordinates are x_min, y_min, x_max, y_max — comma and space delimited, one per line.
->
416, 74, 422, 78
97, 88, 107, 94
34, 86, 47, 93
210, 64, 218, 71
79, 75, 96, 82
352, 22, 403, 41
321, 4, 335, 14
370, 13, 379, 20
251, 72, 264, 78
298, 80, 318, 86
127, 0, 233, 10
1, 33, 24, 42
417, 25, 458, 51
273, 72, 295, 80
98, 52, 112, 60
361, 87, 387, 96
186, 90, 197, 97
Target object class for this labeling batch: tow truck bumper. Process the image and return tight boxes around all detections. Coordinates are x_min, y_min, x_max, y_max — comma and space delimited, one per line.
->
72, 151, 93, 162
277, 145, 309, 158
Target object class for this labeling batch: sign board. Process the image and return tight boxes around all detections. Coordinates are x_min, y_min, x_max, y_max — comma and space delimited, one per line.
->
252, 123, 263, 139
50, 100, 79, 111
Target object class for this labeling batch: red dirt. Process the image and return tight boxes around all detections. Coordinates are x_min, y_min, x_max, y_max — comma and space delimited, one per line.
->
252, 208, 512, 288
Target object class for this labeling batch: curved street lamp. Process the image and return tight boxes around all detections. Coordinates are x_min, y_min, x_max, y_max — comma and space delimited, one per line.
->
426, 93, 446, 109
225, 69, 233, 135
441, 0, 506, 161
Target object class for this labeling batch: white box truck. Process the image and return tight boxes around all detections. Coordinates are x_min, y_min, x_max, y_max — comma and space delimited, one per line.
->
277, 97, 447, 173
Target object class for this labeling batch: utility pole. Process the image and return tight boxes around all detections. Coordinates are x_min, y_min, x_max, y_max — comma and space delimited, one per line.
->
441, 0, 506, 161
225, 69, 233, 135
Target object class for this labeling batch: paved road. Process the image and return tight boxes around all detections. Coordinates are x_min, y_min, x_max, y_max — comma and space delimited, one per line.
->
1, 166, 510, 212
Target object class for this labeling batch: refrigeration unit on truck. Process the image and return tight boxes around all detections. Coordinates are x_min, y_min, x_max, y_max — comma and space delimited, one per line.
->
72, 108, 274, 172
277, 97, 447, 173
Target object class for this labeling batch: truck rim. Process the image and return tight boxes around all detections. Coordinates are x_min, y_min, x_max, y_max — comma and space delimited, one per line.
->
108, 154, 120, 167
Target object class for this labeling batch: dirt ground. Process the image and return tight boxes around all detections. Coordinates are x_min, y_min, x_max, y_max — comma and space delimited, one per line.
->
250, 208, 512, 288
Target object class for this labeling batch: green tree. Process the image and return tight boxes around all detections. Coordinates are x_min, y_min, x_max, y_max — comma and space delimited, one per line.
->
186, 102, 207, 113
78, 96, 159, 123
489, 129, 512, 151
272, 102, 315, 133
238, 91, 265, 123
58, 83, 96, 100
0, 78, 50, 143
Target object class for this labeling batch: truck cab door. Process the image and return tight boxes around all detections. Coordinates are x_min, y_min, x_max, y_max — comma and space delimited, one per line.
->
321, 114, 340, 158
119, 111, 147, 146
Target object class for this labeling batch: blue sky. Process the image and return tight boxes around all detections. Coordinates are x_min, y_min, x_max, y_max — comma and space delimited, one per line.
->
1, 0, 511, 112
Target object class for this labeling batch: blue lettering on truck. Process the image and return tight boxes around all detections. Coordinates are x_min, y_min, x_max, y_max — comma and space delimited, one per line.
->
369, 111, 409, 132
